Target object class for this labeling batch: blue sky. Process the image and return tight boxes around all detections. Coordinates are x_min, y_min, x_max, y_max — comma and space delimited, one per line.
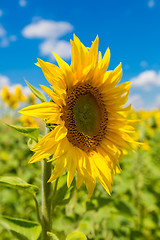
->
0, 0, 160, 109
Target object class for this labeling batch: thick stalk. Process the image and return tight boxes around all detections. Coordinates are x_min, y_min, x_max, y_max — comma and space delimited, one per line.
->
41, 160, 52, 240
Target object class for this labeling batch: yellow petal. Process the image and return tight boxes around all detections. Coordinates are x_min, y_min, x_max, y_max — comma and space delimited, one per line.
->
98, 51, 102, 68
104, 134, 134, 152
85, 178, 96, 198
35, 62, 40, 67
45, 113, 63, 124
76, 170, 84, 189
70, 39, 79, 73
52, 52, 74, 88
29, 148, 54, 163
55, 125, 67, 141
84, 153, 96, 180
40, 84, 63, 107
48, 138, 70, 162
89, 35, 99, 66
53, 52, 71, 73
37, 58, 66, 89
111, 63, 123, 85
71, 35, 90, 73
92, 152, 111, 181
31, 129, 56, 151
19, 102, 59, 119
97, 145, 117, 170
67, 146, 77, 187
102, 81, 131, 97
76, 148, 88, 177
48, 154, 67, 182
96, 172, 112, 196
98, 48, 110, 72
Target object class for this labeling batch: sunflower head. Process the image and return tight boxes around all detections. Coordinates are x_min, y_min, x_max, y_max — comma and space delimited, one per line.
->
14, 85, 27, 102
1, 86, 18, 109
1, 86, 12, 104
19, 35, 137, 197
20, 115, 38, 128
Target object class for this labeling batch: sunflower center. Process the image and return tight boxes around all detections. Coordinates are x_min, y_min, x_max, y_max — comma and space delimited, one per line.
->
62, 82, 108, 153
74, 94, 100, 137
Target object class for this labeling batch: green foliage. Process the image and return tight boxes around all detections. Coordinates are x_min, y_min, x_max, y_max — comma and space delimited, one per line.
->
0, 123, 41, 239
66, 232, 87, 240
25, 80, 46, 103
52, 175, 75, 207
0, 215, 41, 240
47, 232, 59, 240
4, 123, 40, 142
0, 176, 39, 194
1, 115, 160, 239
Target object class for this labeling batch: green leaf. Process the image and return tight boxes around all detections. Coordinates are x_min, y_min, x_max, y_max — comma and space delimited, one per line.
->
25, 80, 46, 102
52, 216, 74, 235
4, 123, 40, 142
0, 215, 41, 240
115, 200, 136, 216
66, 232, 87, 240
77, 222, 90, 236
52, 175, 75, 207
28, 135, 44, 149
47, 232, 59, 240
0, 176, 39, 194
28, 138, 37, 149
143, 216, 157, 229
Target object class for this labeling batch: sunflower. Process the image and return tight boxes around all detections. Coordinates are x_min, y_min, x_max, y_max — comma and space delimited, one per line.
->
1, 86, 18, 109
1, 86, 12, 104
19, 35, 136, 197
14, 85, 27, 102
19, 115, 38, 128
28, 93, 36, 105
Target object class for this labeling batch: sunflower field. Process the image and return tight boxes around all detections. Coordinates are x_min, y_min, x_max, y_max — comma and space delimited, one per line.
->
0, 36, 160, 240
0, 84, 160, 240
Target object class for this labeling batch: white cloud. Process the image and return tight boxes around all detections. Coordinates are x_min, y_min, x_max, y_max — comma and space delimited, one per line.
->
0, 76, 31, 111
148, 0, 155, 7
154, 95, 160, 109
128, 93, 160, 110
22, 19, 73, 59
0, 9, 3, 17
19, 0, 27, 7
0, 25, 9, 47
0, 74, 10, 88
22, 19, 73, 39
0, 74, 44, 98
0, 38, 9, 47
140, 61, 148, 68
9, 35, 17, 42
40, 39, 71, 59
0, 24, 6, 37
128, 94, 144, 110
131, 70, 160, 90
0, 24, 17, 48
0, 74, 33, 97
128, 70, 160, 110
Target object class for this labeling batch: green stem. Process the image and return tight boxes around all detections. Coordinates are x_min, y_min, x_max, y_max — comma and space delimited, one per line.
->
32, 194, 41, 225
41, 160, 52, 240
